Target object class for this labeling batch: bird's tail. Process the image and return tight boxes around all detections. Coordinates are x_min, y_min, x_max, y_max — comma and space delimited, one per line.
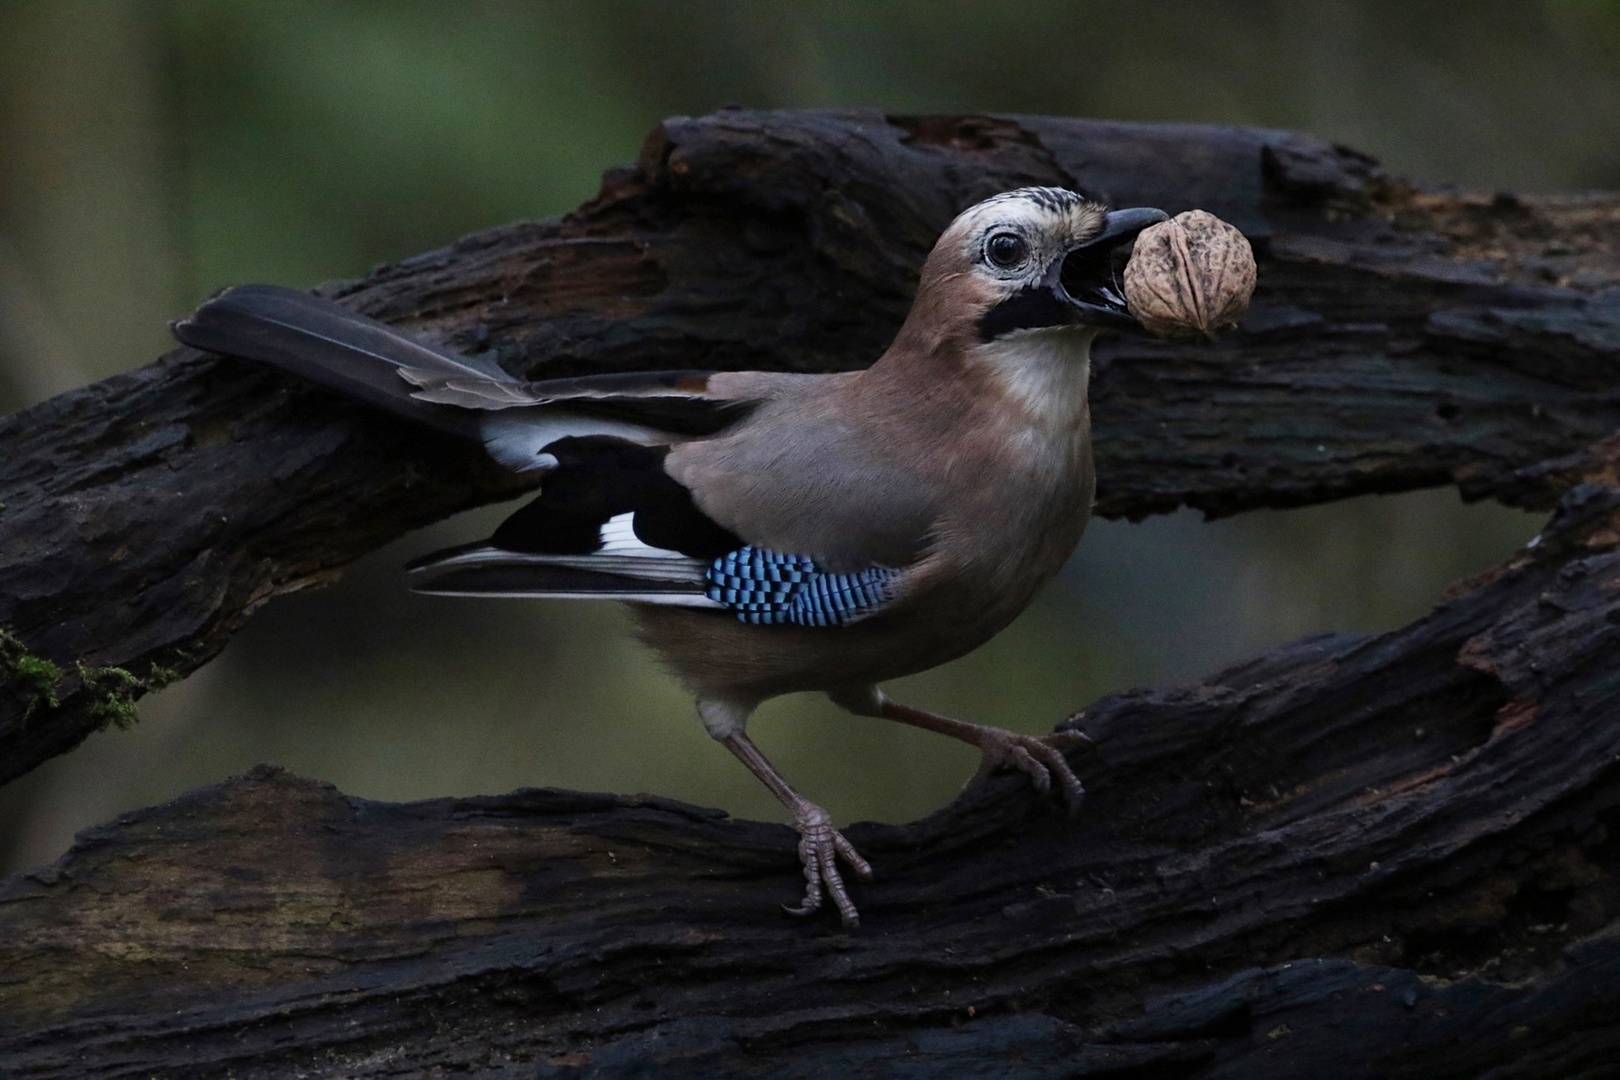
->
171, 284, 506, 440
173, 284, 678, 475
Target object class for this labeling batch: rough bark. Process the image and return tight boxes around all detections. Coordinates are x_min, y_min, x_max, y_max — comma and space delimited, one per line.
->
4, 455, 1620, 1077
3, 110, 1620, 1077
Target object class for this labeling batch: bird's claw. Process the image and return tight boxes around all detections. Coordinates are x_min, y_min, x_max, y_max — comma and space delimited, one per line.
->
782, 801, 871, 927
969, 728, 1090, 815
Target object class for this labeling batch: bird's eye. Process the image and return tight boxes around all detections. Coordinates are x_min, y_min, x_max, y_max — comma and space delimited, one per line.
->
985, 232, 1027, 269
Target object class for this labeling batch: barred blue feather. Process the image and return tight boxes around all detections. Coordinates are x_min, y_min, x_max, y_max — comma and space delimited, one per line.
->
705, 546, 898, 627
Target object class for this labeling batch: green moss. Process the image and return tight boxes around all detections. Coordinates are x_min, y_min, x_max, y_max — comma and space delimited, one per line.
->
74, 657, 191, 730
146, 664, 182, 690
0, 628, 63, 720
76, 664, 145, 731
3, 627, 192, 730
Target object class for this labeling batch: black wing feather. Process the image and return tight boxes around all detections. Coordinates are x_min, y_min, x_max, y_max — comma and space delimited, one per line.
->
410, 563, 705, 597
485, 437, 741, 559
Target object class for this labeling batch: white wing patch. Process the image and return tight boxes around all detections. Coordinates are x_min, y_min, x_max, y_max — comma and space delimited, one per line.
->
479, 411, 665, 474
598, 512, 686, 558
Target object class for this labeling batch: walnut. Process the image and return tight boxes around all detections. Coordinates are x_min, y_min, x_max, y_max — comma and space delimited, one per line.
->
1122, 210, 1256, 338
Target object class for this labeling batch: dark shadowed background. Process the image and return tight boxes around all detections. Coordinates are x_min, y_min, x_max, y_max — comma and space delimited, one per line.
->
3, 0, 1616, 873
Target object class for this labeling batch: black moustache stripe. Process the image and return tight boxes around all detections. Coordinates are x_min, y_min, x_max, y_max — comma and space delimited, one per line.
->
977, 287, 1075, 342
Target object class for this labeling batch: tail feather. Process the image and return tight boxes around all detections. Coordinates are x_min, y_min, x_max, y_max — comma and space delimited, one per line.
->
172, 284, 500, 438
173, 285, 672, 471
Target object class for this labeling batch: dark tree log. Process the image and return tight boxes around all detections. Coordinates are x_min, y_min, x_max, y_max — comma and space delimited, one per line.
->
4, 110, 1620, 785
3, 455, 1620, 1077
3, 111, 1620, 1078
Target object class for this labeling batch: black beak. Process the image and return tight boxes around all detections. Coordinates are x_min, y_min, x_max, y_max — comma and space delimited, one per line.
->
1050, 207, 1169, 331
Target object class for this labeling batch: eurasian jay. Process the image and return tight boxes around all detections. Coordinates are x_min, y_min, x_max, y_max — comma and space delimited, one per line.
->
173, 188, 1169, 926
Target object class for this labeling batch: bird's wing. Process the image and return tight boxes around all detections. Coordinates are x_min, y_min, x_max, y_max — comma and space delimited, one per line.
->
174, 286, 918, 624
410, 534, 902, 626
402, 368, 753, 437
409, 427, 915, 627
410, 367, 772, 474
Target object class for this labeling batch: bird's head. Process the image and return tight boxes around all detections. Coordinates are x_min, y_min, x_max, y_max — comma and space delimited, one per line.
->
902, 187, 1168, 351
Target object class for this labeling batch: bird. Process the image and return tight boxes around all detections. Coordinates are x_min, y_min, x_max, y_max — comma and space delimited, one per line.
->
172, 188, 1169, 927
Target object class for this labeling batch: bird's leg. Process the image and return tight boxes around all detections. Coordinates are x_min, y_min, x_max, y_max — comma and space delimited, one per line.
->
884, 700, 1091, 813
832, 687, 1090, 814
719, 731, 872, 926
698, 698, 871, 927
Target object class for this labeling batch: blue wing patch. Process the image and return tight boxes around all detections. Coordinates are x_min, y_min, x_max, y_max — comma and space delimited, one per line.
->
705, 546, 898, 627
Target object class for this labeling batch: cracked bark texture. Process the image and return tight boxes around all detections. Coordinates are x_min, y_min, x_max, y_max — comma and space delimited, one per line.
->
2, 110, 1620, 1077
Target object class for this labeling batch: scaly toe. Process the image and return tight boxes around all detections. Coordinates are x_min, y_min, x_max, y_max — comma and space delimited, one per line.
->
975, 729, 1086, 815
787, 803, 868, 927
1008, 744, 1051, 795
1030, 741, 1086, 814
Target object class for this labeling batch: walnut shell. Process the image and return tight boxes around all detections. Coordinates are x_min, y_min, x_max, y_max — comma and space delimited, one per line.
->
1122, 210, 1256, 338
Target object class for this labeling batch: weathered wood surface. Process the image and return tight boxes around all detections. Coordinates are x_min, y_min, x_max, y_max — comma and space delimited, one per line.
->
2, 110, 1620, 1077
3, 444, 1619, 1076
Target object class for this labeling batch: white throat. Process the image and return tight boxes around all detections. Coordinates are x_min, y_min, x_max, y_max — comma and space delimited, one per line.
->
973, 326, 1096, 431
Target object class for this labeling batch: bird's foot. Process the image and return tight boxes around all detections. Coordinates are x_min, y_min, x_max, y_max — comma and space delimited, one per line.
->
782, 800, 872, 928
969, 727, 1091, 815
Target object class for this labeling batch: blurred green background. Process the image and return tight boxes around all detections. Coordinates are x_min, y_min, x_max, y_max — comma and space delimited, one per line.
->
4, 0, 1616, 873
